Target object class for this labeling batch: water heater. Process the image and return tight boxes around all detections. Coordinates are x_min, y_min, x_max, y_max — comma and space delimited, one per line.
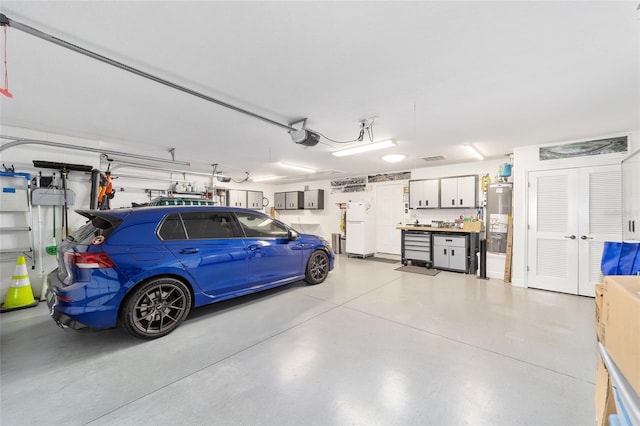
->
486, 183, 513, 253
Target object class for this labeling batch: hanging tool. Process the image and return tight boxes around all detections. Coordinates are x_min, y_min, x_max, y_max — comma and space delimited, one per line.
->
0, 20, 13, 98
45, 205, 57, 256
97, 162, 115, 210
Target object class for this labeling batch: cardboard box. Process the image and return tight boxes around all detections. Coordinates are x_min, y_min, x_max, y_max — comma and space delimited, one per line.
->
463, 221, 483, 232
595, 283, 605, 341
602, 275, 640, 395
595, 355, 616, 426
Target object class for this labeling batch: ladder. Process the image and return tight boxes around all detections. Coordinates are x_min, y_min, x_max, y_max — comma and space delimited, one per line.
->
0, 172, 35, 269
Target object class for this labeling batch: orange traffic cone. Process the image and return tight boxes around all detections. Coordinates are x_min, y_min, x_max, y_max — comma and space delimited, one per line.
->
1, 256, 38, 312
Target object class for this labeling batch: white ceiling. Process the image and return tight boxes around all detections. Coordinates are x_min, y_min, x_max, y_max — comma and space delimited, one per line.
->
1, 1, 639, 183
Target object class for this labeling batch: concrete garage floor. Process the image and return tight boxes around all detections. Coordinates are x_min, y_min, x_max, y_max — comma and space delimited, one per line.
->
1, 255, 596, 425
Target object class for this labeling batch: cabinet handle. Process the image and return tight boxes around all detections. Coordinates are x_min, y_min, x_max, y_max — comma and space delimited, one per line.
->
426, 200, 428, 206
580, 235, 593, 240
451, 249, 455, 256
564, 235, 576, 239
418, 200, 422, 206
459, 199, 463, 205
444, 249, 447, 255
451, 199, 455, 206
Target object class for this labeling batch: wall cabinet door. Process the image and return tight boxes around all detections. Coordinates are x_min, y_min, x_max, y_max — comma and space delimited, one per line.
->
622, 150, 640, 240
457, 175, 477, 207
409, 180, 422, 209
227, 190, 247, 208
247, 191, 263, 209
439, 178, 458, 208
285, 191, 304, 209
274, 192, 286, 210
304, 189, 324, 209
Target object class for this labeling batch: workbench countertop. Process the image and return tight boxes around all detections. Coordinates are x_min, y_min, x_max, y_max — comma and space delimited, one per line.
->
397, 225, 482, 234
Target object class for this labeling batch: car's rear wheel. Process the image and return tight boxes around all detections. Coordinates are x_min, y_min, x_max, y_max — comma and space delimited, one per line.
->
121, 277, 192, 339
305, 250, 329, 285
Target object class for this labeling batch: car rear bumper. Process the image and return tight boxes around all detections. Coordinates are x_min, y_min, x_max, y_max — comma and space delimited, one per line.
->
45, 269, 121, 329
45, 290, 88, 330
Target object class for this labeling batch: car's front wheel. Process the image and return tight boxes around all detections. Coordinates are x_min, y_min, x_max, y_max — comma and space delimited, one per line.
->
305, 250, 330, 285
121, 277, 192, 339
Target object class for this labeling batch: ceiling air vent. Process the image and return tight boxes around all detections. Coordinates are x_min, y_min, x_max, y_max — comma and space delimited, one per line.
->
421, 155, 446, 162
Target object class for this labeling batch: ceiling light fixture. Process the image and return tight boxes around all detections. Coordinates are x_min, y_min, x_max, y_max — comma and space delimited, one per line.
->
464, 144, 484, 160
381, 154, 407, 163
278, 163, 316, 173
252, 176, 282, 182
332, 139, 397, 157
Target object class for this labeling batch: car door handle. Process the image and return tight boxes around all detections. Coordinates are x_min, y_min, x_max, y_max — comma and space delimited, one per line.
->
248, 245, 261, 251
179, 248, 200, 254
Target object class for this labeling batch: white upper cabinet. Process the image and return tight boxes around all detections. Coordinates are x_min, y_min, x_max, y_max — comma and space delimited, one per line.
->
439, 175, 478, 208
227, 189, 247, 208
409, 179, 439, 209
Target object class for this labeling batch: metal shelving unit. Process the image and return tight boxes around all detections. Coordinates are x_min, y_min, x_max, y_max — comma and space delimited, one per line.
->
599, 342, 640, 426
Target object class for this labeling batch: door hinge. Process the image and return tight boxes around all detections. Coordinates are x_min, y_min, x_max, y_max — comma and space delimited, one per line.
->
527, 265, 529, 272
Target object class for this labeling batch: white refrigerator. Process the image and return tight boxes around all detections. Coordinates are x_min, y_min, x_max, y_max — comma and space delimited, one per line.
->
346, 202, 376, 257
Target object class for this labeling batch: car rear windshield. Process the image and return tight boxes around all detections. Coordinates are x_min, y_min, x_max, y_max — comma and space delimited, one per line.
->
68, 215, 120, 245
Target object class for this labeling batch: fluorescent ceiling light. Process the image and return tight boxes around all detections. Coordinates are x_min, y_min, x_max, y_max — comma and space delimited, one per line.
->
381, 154, 407, 163
252, 176, 282, 182
464, 144, 484, 160
278, 162, 316, 173
332, 139, 396, 157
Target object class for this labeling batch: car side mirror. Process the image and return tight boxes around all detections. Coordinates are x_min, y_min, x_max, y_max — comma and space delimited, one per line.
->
288, 229, 299, 241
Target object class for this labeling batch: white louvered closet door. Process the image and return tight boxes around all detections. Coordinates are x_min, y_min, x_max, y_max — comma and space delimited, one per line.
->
577, 165, 622, 296
528, 169, 580, 294
527, 165, 622, 296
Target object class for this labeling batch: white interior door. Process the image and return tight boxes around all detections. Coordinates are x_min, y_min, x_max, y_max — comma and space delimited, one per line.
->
577, 165, 622, 296
527, 165, 621, 296
527, 169, 580, 294
375, 183, 404, 255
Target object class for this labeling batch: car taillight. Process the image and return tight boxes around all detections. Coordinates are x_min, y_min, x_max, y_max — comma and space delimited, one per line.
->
64, 252, 115, 269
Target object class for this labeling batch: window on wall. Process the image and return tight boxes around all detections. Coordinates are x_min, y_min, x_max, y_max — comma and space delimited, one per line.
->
235, 211, 288, 238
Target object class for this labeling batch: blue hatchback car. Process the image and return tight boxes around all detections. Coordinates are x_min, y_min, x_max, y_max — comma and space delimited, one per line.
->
46, 206, 334, 339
